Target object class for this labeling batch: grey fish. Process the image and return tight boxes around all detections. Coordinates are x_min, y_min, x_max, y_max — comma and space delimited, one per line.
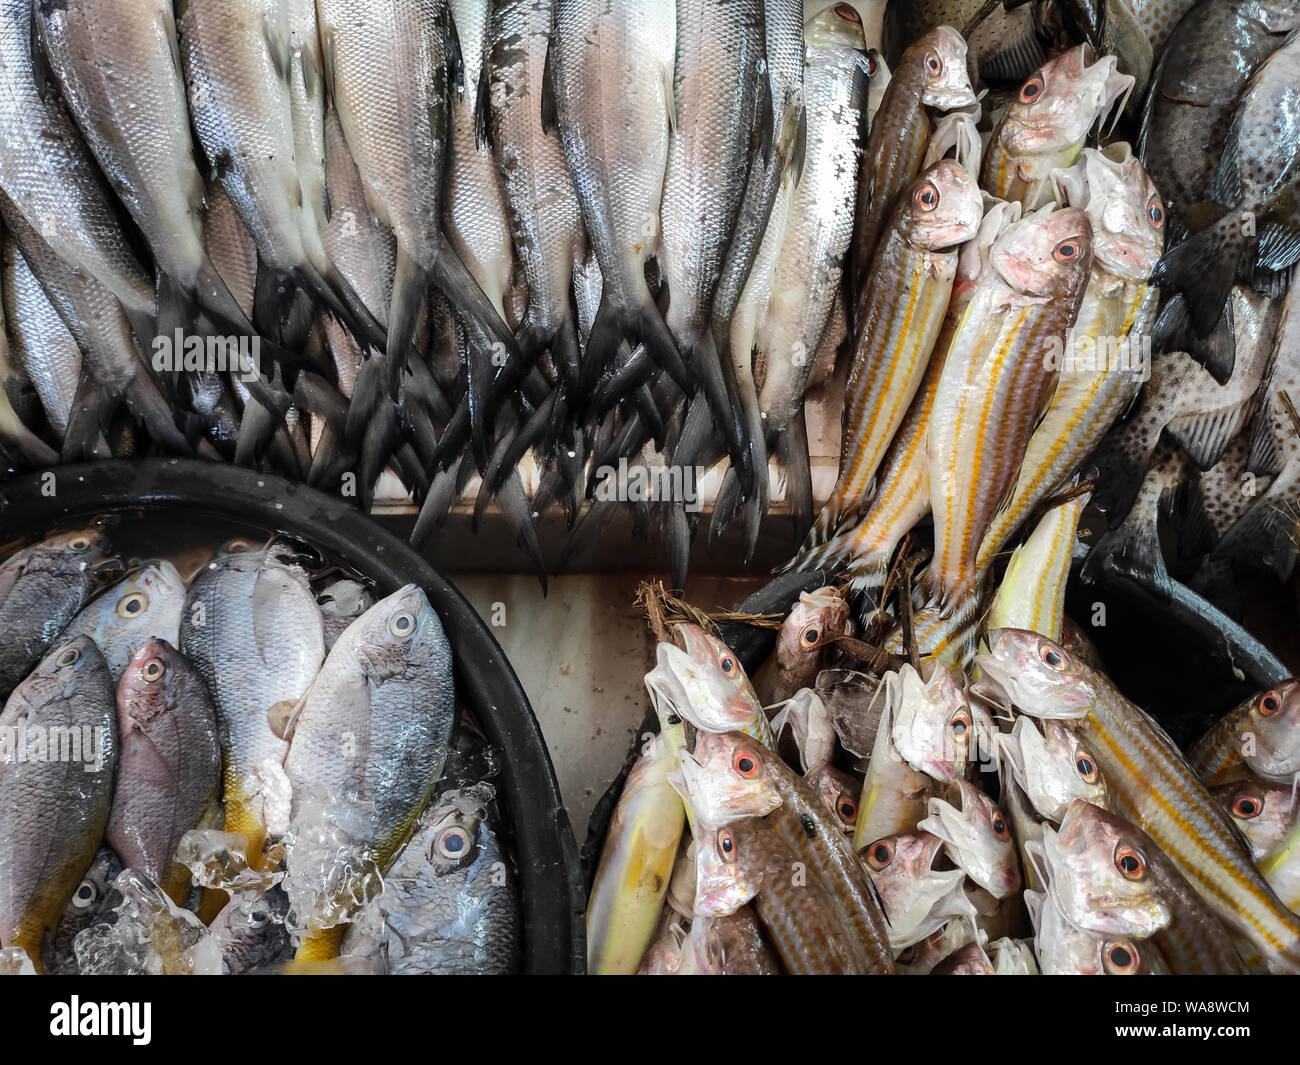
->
549, 0, 690, 398
0, 636, 117, 971
0, 0, 154, 316
0, 528, 108, 697
209, 884, 293, 975
0, 294, 56, 468
62, 561, 186, 679
42, 847, 122, 976
106, 639, 221, 904
316, 577, 375, 652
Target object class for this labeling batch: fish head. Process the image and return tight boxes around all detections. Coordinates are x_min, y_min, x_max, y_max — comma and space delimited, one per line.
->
991, 204, 1094, 299
775, 587, 851, 673
1055, 145, 1165, 282
420, 789, 488, 877
1240, 679, 1300, 781
317, 578, 374, 621
805, 762, 860, 835
862, 830, 966, 941
901, 159, 984, 250
117, 638, 190, 732
645, 625, 763, 734
15, 634, 106, 709
1212, 778, 1296, 859
974, 628, 1096, 721
999, 46, 1133, 161
1032, 886, 1158, 975
693, 821, 763, 917
41, 527, 110, 562
671, 730, 782, 826
775, 687, 837, 771
1038, 800, 1172, 937
349, 584, 447, 682
889, 663, 974, 781
1007, 716, 1109, 822
807, 4, 868, 51
920, 780, 1021, 899
909, 26, 976, 111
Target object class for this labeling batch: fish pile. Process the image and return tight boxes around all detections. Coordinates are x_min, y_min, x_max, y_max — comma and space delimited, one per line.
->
587, 576, 1300, 974
0, 525, 520, 975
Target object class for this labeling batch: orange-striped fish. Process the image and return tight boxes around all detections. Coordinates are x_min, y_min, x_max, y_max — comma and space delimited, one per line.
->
985, 491, 1088, 642
981, 45, 1133, 209
927, 205, 1093, 604
811, 159, 982, 547
1188, 679, 1300, 786
977, 628, 1300, 972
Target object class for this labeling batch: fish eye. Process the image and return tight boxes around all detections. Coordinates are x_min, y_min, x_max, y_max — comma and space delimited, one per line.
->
1019, 75, 1044, 103
719, 654, 737, 676
222, 538, 253, 553
866, 53, 878, 76
55, 646, 80, 668
924, 50, 942, 76
950, 708, 971, 737
247, 911, 270, 929
731, 750, 760, 778
1040, 644, 1066, 670
1075, 753, 1099, 783
867, 839, 894, 870
1259, 691, 1282, 717
116, 591, 148, 618
990, 814, 1008, 839
1052, 240, 1080, 263
141, 657, 166, 683
436, 825, 473, 860
837, 797, 857, 824
69, 537, 91, 551
1104, 941, 1139, 974
1115, 845, 1145, 880
1232, 795, 1262, 819
388, 611, 416, 638
1147, 197, 1164, 228
834, 2, 861, 23
718, 828, 737, 860
72, 881, 98, 909
799, 625, 821, 649
914, 182, 940, 211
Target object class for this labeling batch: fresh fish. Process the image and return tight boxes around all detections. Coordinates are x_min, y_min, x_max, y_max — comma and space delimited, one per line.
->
1187, 679, 1300, 785
1259, 813, 1300, 912
806, 762, 861, 836
999, 715, 1111, 824
929, 938, 994, 974
1130, 0, 1200, 56
180, 544, 325, 868
861, 830, 970, 948
62, 562, 186, 679
1028, 885, 1169, 974
209, 884, 292, 975
920, 779, 1021, 900
812, 159, 982, 546
0, 307, 56, 469
977, 628, 1300, 971
1212, 776, 1298, 860
0, 637, 117, 971
0, 528, 108, 697
982, 45, 1133, 210
549, 0, 688, 397
987, 493, 1086, 641
203, 183, 259, 320
106, 639, 221, 903
848, 25, 975, 296
483, 0, 586, 398
42, 847, 122, 976
769, 686, 838, 771
283, 584, 455, 958
1035, 799, 1248, 974
685, 905, 780, 975
889, 663, 976, 784
645, 624, 773, 744
0, 0, 154, 316
854, 684, 938, 849
694, 816, 870, 974
757, 586, 852, 707
928, 205, 1094, 602
316, 577, 375, 652
33, 0, 250, 328
669, 729, 782, 828
586, 733, 686, 975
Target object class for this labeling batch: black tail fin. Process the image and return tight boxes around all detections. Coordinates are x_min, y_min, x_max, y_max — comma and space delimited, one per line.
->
60, 372, 118, 461
411, 454, 468, 550
1080, 511, 1174, 600
1213, 491, 1300, 582
497, 469, 548, 593
1151, 292, 1236, 385
775, 410, 813, 544
1151, 213, 1246, 339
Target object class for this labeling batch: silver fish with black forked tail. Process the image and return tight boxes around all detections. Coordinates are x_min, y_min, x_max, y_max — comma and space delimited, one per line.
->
809, 159, 982, 548
483, 0, 586, 403
659, 0, 769, 495
0, 0, 154, 317
42, 847, 122, 976
1034, 799, 1248, 974
847, 24, 974, 299
977, 628, 1300, 972
180, 543, 325, 871
549, 0, 689, 402
62, 562, 186, 679
0, 636, 117, 972
1187, 678, 1300, 785
0, 528, 108, 698
283, 583, 455, 962
106, 639, 221, 905
313, 0, 517, 398
32, 0, 254, 331
345, 784, 520, 975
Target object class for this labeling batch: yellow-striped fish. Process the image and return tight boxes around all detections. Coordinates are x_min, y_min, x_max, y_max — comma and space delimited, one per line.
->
1188, 679, 1300, 785
986, 491, 1087, 640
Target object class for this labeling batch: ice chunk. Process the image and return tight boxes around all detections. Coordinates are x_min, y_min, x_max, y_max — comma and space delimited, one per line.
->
175, 829, 283, 893
0, 946, 36, 975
